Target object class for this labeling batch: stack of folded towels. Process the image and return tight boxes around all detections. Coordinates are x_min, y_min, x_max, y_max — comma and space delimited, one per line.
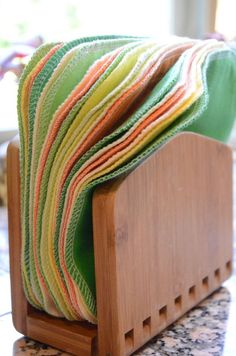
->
18, 35, 236, 323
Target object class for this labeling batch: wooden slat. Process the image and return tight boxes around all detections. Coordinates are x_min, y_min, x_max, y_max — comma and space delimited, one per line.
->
27, 309, 97, 356
7, 137, 28, 335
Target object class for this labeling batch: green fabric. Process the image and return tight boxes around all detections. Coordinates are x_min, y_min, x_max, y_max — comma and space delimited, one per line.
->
186, 51, 236, 141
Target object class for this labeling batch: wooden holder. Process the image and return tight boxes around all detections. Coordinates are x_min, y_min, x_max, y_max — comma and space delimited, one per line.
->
7, 132, 233, 356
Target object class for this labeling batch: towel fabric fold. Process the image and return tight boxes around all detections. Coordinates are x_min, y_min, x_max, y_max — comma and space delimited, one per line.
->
18, 35, 236, 323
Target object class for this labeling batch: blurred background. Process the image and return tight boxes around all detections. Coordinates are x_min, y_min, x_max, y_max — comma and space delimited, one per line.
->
0, 0, 236, 206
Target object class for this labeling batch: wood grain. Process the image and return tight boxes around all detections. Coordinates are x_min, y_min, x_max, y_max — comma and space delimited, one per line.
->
7, 137, 28, 335
27, 309, 97, 355
7, 132, 233, 355
93, 132, 233, 355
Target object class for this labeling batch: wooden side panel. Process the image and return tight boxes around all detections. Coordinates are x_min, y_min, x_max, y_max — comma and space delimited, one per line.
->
7, 138, 97, 356
7, 137, 28, 335
93, 182, 125, 356
93, 132, 233, 355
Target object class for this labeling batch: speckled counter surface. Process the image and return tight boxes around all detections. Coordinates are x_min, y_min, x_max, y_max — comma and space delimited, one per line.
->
1, 175, 236, 355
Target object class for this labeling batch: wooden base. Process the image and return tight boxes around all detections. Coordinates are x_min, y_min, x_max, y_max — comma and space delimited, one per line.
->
7, 132, 233, 355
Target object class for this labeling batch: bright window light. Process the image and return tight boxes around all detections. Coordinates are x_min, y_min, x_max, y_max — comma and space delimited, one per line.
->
0, 0, 173, 43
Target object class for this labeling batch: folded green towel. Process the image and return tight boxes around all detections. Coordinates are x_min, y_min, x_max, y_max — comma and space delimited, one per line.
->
18, 35, 236, 322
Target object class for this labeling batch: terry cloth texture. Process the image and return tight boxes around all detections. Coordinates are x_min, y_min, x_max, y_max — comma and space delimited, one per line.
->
18, 35, 236, 323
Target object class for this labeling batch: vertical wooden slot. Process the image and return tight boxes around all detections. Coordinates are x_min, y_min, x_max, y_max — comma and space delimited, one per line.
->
188, 285, 196, 300
159, 305, 167, 324
202, 276, 209, 291
214, 268, 220, 281
226, 261, 232, 273
143, 317, 151, 337
125, 329, 134, 352
174, 295, 182, 312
